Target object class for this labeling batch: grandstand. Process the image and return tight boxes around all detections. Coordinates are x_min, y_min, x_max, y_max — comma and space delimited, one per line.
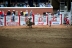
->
0, 0, 71, 10
0, 0, 72, 26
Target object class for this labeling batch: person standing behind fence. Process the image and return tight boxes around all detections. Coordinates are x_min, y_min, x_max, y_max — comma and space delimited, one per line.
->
23, 11, 26, 16
66, 17, 69, 27
0, 10, 2, 16
7, 10, 11, 16
20, 11, 23, 16
0, 10, 4, 17
1, 10, 5, 17
29, 10, 33, 16
15, 11, 18, 16
25, 10, 28, 17
57, 10, 60, 16
64, 16, 67, 24
13, 10, 16, 15
12, 12, 15, 22
48, 13, 52, 27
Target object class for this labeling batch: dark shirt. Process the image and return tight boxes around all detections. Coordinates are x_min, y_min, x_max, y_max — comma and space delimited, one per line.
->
12, 11, 15, 15
0, 12, 2, 15
20, 12, 23, 16
7, 11, 11, 15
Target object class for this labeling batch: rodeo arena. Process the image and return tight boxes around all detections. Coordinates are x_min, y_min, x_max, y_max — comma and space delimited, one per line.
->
0, 0, 72, 48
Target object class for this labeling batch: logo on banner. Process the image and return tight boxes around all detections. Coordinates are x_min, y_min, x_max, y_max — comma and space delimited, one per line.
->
38, 17, 44, 25
50, 15, 61, 25
51, 16, 57, 21
38, 17, 43, 22
35, 15, 47, 25
7, 22, 19, 26
6, 16, 19, 26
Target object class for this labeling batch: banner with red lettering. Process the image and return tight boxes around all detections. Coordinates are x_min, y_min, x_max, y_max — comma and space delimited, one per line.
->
48, 15, 62, 25
6, 16, 19, 26
35, 15, 47, 25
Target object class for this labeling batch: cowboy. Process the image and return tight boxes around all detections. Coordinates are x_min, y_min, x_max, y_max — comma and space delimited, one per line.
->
26, 18, 34, 28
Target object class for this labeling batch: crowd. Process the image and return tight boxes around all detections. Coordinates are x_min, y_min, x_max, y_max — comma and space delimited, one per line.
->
0, 10, 35, 22
0, 1, 52, 7
0, 10, 34, 17
0, 9, 61, 17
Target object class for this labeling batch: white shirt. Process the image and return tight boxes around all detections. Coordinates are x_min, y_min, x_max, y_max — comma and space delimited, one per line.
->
25, 11, 28, 14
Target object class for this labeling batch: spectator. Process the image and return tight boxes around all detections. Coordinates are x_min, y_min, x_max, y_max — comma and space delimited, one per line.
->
29, 10, 33, 16
13, 10, 15, 15
0, 3, 4, 7
66, 17, 69, 26
15, 4, 18, 7
57, 10, 60, 15
25, 10, 28, 17
15, 11, 18, 16
20, 11, 23, 16
45, 3, 48, 7
19, 3, 23, 7
42, 3, 45, 7
33, 3, 36, 7
64, 16, 67, 24
23, 11, 26, 16
23, 4, 27, 7
12, 12, 15, 22
5, 1, 8, 7
1, 10, 4, 17
27, 4, 30, 7
7, 10, 11, 15
0, 10, 2, 16
25, 1, 28, 4
39, 3, 43, 7
48, 1, 51, 7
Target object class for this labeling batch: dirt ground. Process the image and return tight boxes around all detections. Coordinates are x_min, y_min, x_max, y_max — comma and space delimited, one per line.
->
0, 25, 72, 48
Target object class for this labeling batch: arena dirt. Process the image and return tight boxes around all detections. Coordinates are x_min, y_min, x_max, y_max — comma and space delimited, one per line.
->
0, 25, 72, 48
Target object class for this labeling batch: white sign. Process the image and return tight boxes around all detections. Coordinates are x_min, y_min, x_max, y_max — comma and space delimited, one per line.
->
35, 15, 47, 25
6, 16, 19, 26
48, 15, 62, 25
51, 22, 61, 25
0, 17, 4, 26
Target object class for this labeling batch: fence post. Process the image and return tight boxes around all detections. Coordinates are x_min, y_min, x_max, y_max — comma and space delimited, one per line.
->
32, 14, 34, 23
61, 14, 62, 25
4, 14, 6, 26
47, 14, 48, 25
19, 14, 20, 26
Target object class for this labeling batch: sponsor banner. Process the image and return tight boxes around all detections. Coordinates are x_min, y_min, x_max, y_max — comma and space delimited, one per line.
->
48, 15, 61, 25
7, 22, 19, 26
35, 15, 47, 25
15, 16, 19, 22
51, 22, 61, 25
20, 16, 33, 26
0, 17, 4, 26
20, 16, 26, 25
6, 16, 19, 26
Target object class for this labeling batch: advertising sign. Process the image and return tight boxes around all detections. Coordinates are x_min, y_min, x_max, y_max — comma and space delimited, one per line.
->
35, 15, 47, 25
